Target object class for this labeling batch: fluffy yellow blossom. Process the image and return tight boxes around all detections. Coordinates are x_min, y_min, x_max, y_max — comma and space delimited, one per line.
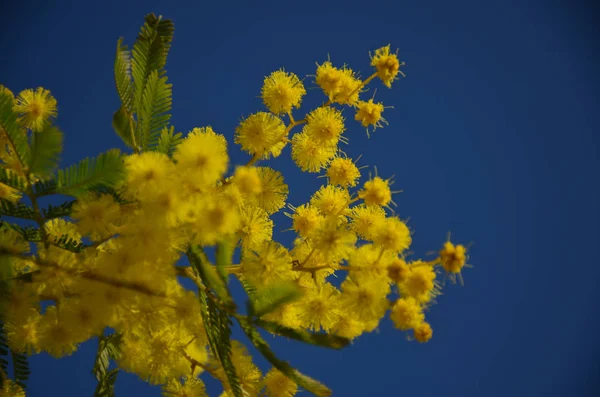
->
370, 45, 403, 88
355, 99, 386, 132
296, 283, 342, 332
263, 368, 298, 397
310, 185, 350, 217
241, 241, 294, 287
303, 107, 345, 145
372, 217, 411, 253
349, 204, 387, 240
71, 193, 121, 238
311, 220, 357, 263
327, 157, 360, 187
233, 166, 262, 197
291, 131, 337, 172
38, 306, 79, 358
235, 112, 287, 159
261, 69, 306, 114
331, 314, 366, 340
340, 277, 390, 326
4, 309, 41, 355
174, 127, 229, 189
123, 151, 175, 198
239, 205, 273, 250
390, 297, 424, 331
13, 87, 57, 131
0, 379, 26, 397
163, 377, 207, 397
289, 204, 324, 239
359, 176, 393, 207
315, 62, 362, 105
246, 167, 288, 214
387, 258, 410, 284
413, 322, 433, 343
399, 263, 438, 304
440, 240, 468, 274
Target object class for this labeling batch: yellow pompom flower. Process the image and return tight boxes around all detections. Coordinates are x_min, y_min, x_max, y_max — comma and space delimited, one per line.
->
349, 204, 387, 240
399, 263, 438, 304
246, 167, 288, 214
372, 217, 411, 253
413, 322, 433, 343
331, 315, 366, 340
312, 220, 357, 263
327, 157, 360, 187
163, 377, 207, 397
303, 107, 345, 145
346, 243, 395, 279
261, 69, 306, 114
123, 151, 175, 198
315, 61, 361, 105
289, 204, 324, 239
291, 131, 337, 172
263, 368, 298, 397
13, 87, 58, 131
235, 112, 287, 159
71, 193, 121, 239
315, 61, 344, 98
355, 99, 386, 132
0, 379, 26, 397
370, 45, 404, 88
4, 309, 41, 355
359, 176, 392, 207
334, 69, 362, 105
239, 205, 273, 250
340, 277, 390, 325
387, 258, 411, 284
241, 241, 294, 287
233, 166, 262, 197
390, 297, 424, 331
44, 218, 81, 244
310, 185, 350, 217
193, 196, 241, 245
440, 240, 468, 274
174, 127, 229, 189
296, 283, 342, 332
38, 306, 79, 358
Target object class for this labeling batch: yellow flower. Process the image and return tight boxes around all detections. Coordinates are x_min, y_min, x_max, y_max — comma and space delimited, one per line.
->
310, 185, 350, 217
440, 240, 467, 274
312, 220, 357, 263
239, 205, 273, 250
123, 151, 175, 199
349, 204, 387, 240
163, 377, 207, 397
0, 379, 26, 397
372, 217, 411, 253
413, 322, 433, 343
38, 306, 79, 358
288, 204, 324, 239
359, 176, 392, 207
174, 126, 229, 189
241, 241, 294, 287
13, 87, 58, 131
399, 263, 438, 304
0, 182, 22, 203
389, 297, 424, 331
71, 193, 121, 239
4, 309, 41, 355
370, 45, 403, 88
340, 277, 390, 325
387, 258, 410, 284
235, 112, 287, 159
246, 167, 288, 214
355, 99, 386, 132
261, 69, 306, 114
303, 107, 345, 145
296, 282, 342, 332
263, 368, 298, 397
233, 166, 262, 197
327, 157, 360, 187
291, 131, 336, 172
315, 62, 361, 105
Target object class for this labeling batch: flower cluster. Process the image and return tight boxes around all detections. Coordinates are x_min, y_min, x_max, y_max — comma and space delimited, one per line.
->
0, 17, 471, 397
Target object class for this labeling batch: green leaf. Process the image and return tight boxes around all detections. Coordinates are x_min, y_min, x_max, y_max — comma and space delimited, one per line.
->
238, 317, 332, 397
112, 106, 135, 149
254, 319, 350, 350
196, 286, 242, 397
215, 240, 234, 282
114, 38, 134, 112
154, 125, 182, 157
187, 245, 233, 307
136, 70, 172, 150
0, 168, 26, 192
93, 334, 122, 397
249, 282, 303, 318
28, 125, 63, 177
11, 350, 30, 390
56, 149, 124, 197
0, 199, 36, 220
31, 178, 57, 197
41, 200, 75, 219
52, 233, 84, 253
0, 90, 30, 167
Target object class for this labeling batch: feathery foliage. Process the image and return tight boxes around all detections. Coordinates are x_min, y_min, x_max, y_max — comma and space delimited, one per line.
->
0, 90, 30, 168
56, 149, 124, 196
28, 125, 63, 177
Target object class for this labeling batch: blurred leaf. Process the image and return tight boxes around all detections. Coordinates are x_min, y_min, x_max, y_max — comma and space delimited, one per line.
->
249, 282, 303, 318
112, 106, 135, 149
0, 90, 30, 167
28, 124, 63, 177
56, 149, 124, 197
254, 319, 350, 349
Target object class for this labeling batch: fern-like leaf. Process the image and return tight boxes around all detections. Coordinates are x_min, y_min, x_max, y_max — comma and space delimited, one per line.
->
11, 350, 29, 390
154, 126, 182, 156
56, 149, 124, 197
0, 168, 27, 192
28, 125, 63, 177
0, 199, 36, 220
136, 70, 172, 150
31, 178, 57, 197
0, 91, 30, 168
41, 200, 75, 219
114, 38, 134, 112
254, 319, 350, 349
93, 334, 122, 397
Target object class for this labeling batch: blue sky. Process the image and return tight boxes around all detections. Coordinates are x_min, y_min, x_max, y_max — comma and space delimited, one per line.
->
2, 0, 599, 396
